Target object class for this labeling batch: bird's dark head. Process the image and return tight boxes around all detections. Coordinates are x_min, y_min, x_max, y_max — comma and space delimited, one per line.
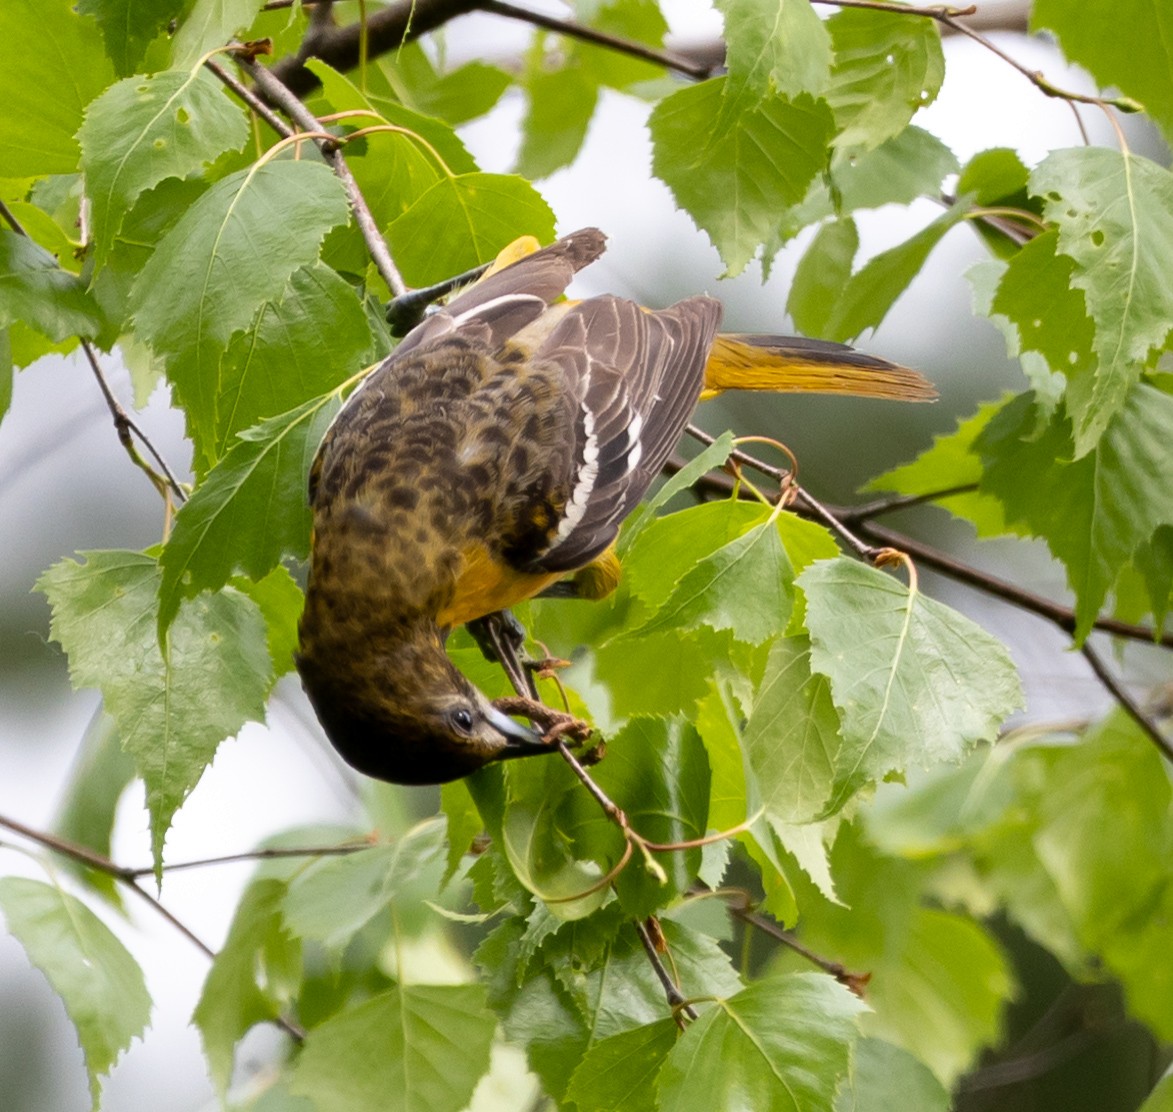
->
295, 631, 551, 785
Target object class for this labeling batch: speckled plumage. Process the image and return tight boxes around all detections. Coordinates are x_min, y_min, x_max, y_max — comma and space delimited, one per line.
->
297, 229, 723, 783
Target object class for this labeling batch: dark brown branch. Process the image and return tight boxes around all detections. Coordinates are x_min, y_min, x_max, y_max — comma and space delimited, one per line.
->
0, 198, 28, 236
481, 0, 715, 80
635, 919, 699, 1022
1080, 640, 1173, 763
267, 0, 482, 98
730, 904, 870, 997
124, 841, 373, 879
843, 483, 981, 521
239, 57, 408, 297
205, 58, 291, 137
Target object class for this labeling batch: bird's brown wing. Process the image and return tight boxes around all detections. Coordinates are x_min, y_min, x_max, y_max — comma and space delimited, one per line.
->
522, 294, 723, 573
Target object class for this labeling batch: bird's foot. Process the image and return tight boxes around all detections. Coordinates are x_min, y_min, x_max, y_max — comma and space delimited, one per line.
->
467, 611, 527, 665
493, 696, 593, 747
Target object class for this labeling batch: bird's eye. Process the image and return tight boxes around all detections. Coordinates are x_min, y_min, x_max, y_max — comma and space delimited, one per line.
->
449, 707, 475, 735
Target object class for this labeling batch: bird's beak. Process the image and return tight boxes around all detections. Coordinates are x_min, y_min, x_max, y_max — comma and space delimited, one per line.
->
487, 705, 551, 757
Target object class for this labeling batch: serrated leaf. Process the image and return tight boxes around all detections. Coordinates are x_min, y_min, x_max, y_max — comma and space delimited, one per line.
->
77, 0, 185, 76
232, 565, 304, 677
565, 1017, 678, 1112
825, 7, 944, 150
170, 0, 260, 67
1031, 0, 1173, 147
217, 263, 372, 458
800, 557, 1022, 808
745, 636, 841, 825
1031, 149, 1173, 453
157, 390, 342, 635
288, 983, 496, 1112
788, 218, 859, 337
387, 46, 510, 125
819, 204, 966, 342
629, 504, 794, 644
282, 820, 446, 950
718, 0, 832, 99
385, 173, 556, 287
37, 550, 273, 871
440, 779, 484, 884
193, 878, 296, 1096
129, 159, 350, 466
978, 387, 1173, 639
0, 877, 151, 1110
0, 229, 104, 341
0, 0, 115, 176
581, 717, 710, 917
865, 397, 1013, 538
79, 68, 249, 265
658, 972, 866, 1112
651, 80, 835, 275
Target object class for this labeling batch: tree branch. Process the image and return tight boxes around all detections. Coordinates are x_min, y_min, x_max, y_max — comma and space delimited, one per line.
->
635, 918, 699, 1022
239, 57, 409, 297
1080, 639, 1173, 763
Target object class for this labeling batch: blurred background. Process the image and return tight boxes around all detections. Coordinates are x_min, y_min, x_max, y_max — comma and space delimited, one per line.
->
1, 0, 1170, 1107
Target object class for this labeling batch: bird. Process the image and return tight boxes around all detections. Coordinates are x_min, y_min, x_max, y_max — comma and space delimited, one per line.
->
295, 228, 934, 785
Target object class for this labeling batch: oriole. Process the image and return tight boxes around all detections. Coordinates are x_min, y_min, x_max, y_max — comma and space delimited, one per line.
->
295, 228, 933, 785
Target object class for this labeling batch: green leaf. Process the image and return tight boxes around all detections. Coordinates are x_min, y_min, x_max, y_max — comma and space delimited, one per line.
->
628, 504, 795, 644
825, 7, 944, 150
585, 717, 710, 917
53, 708, 137, 907
1139, 1065, 1173, 1112
129, 160, 350, 465
501, 755, 616, 920
978, 387, 1173, 639
788, 218, 859, 337
37, 550, 273, 871
0, 229, 104, 341
793, 825, 1012, 1085
865, 397, 1013, 538
282, 820, 446, 950
957, 147, 1030, 207
288, 983, 496, 1112
77, 0, 185, 76
157, 390, 342, 636
386, 46, 510, 125
836, 1037, 949, 1112
193, 878, 296, 1096
658, 972, 866, 1112
440, 779, 484, 884
1031, 149, 1173, 453
217, 264, 372, 458
170, 0, 260, 67
717, 0, 832, 99
1031, 0, 1173, 146
517, 67, 599, 180
745, 636, 841, 825
565, 1017, 678, 1112
819, 204, 966, 342
650, 79, 835, 275
385, 173, 556, 287
833, 126, 957, 212
800, 557, 1022, 808
80, 68, 249, 265
232, 565, 304, 678
0, 0, 115, 176
0, 877, 151, 1110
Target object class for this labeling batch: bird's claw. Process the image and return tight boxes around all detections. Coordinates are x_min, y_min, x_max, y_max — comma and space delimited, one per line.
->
492, 696, 593, 747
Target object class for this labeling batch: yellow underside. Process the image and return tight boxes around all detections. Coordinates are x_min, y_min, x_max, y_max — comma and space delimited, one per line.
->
436, 543, 561, 629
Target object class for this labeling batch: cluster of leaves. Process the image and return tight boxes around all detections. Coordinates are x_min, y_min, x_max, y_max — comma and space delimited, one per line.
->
1, 0, 1172, 1109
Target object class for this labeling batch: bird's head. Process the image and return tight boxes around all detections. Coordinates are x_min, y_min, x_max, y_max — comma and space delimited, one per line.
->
295, 628, 551, 785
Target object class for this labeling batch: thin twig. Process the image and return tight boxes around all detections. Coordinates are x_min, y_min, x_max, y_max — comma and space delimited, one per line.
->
0, 811, 311, 1043
204, 58, 292, 137
729, 903, 870, 997
813, 0, 1141, 114
80, 341, 188, 505
635, 919, 699, 1022
1081, 640, 1173, 763
842, 483, 981, 521
123, 841, 374, 879
239, 57, 409, 297
481, 0, 714, 80
0, 198, 28, 235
